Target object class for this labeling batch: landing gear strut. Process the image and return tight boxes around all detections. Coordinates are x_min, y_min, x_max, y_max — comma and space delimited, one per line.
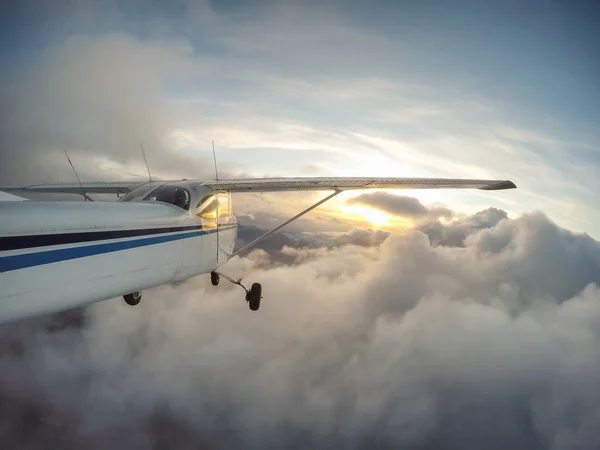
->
212, 272, 262, 311
123, 291, 142, 306
206, 191, 340, 312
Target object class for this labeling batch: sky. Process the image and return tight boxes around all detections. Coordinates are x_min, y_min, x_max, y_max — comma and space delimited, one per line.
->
0, 0, 599, 234
2, 1, 600, 449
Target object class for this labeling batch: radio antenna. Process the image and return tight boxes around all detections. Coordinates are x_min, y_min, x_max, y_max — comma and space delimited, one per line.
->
64, 151, 91, 202
212, 140, 220, 262
140, 144, 152, 182
212, 140, 219, 181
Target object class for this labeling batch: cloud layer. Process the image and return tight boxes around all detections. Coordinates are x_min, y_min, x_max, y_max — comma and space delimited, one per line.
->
2, 204, 600, 449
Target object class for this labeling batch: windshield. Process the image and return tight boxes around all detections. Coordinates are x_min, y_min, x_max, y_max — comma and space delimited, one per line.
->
118, 184, 163, 203
143, 185, 191, 210
119, 184, 191, 210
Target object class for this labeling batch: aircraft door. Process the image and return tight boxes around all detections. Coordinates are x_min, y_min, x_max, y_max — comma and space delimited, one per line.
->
216, 191, 236, 259
190, 193, 219, 271
186, 191, 235, 273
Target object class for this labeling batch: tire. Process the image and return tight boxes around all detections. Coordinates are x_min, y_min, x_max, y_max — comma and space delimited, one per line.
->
123, 292, 142, 306
247, 283, 262, 311
210, 272, 220, 286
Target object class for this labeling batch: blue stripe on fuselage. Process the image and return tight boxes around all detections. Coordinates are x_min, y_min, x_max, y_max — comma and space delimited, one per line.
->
0, 226, 234, 273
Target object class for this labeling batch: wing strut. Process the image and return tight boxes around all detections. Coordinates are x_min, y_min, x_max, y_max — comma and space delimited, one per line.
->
231, 190, 341, 257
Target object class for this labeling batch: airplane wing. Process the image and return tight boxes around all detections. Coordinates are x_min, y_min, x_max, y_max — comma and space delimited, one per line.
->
1, 177, 516, 197
202, 177, 517, 192
0, 181, 149, 196
0, 191, 28, 201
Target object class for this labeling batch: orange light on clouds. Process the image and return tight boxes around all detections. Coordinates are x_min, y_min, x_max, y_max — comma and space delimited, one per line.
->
333, 203, 414, 230
339, 204, 391, 226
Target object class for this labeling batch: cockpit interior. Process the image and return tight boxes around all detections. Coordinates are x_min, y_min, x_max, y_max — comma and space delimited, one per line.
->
119, 184, 191, 210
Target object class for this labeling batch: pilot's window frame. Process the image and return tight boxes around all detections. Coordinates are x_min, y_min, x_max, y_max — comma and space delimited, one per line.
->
142, 185, 191, 210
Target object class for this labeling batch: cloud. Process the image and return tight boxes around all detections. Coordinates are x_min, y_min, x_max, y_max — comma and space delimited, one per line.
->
3, 207, 600, 449
0, 32, 247, 186
419, 207, 508, 247
236, 222, 390, 266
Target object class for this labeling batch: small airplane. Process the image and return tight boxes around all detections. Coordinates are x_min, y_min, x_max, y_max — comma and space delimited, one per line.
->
0, 176, 516, 324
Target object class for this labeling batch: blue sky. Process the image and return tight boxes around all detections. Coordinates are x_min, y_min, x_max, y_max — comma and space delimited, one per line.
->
0, 0, 599, 235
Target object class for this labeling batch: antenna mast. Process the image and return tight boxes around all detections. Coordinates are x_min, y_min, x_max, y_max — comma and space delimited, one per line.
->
212, 140, 219, 181
64, 151, 91, 202
212, 141, 220, 263
140, 144, 152, 182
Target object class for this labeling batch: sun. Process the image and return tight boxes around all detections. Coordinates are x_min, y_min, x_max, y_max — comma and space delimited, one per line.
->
337, 204, 391, 226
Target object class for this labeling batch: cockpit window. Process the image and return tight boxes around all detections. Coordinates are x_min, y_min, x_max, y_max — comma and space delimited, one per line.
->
195, 192, 231, 222
195, 194, 218, 220
143, 185, 191, 210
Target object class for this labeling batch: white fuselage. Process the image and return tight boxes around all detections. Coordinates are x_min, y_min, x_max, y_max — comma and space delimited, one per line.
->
0, 184, 237, 324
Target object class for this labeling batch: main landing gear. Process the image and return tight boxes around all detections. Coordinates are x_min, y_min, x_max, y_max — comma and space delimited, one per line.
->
246, 283, 262, 311
211, 271, 220, 286
211, 271, 262, 311
123, 291, 142, 306
206, 191, 340, 313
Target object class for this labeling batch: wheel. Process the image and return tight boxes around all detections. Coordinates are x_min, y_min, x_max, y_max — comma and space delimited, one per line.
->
246, 283, 262, 311
210, 271, 220, 286
123, 292, 142, 306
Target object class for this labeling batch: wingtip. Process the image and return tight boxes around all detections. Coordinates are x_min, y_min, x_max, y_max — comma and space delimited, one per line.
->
480, 180, 517, 191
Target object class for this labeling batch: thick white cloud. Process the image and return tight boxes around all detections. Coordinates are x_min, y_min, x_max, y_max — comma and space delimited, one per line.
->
0, 32, 246, 185
236, 221, 390, 264
418, 207, 508, 247
2, 208, 600, 449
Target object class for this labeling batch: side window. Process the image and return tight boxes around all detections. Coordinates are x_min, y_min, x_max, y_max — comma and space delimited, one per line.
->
195, 195, 218, 221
